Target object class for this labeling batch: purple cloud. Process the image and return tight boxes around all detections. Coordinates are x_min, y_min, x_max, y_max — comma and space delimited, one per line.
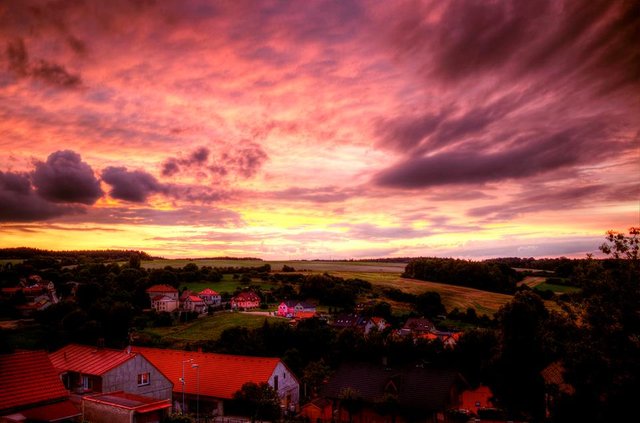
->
102, 167, 168, 203
161, 146, 210, 177
0, 171, 76, 222
32, 150, 103, 204
4, 38, 81, 88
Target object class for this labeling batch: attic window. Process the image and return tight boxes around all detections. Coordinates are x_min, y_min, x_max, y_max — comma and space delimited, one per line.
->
137, 372, 150, 386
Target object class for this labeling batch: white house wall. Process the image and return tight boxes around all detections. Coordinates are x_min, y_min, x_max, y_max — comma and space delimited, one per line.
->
268, 362, 299, 408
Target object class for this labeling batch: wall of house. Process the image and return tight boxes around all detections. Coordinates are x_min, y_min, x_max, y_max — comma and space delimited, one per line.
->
83, 400, 133, 423
103, 355, 173, 400
268, 362, 300, 411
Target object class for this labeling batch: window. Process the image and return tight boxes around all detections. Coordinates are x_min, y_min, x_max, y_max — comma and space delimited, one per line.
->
274, 375, 279, 391
138, 372, 150, 386
81, 375, 92, 390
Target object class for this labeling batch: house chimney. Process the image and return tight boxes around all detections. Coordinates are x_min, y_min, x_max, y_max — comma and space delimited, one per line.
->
97, 338, 105, 349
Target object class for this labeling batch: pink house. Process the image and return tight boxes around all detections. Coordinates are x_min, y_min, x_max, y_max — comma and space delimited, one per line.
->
277, 301, 316, 317
230, 291, 261, 310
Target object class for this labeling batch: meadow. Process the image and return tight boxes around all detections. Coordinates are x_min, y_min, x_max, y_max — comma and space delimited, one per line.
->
140, 311, 285, 348
140, 258, 406, 273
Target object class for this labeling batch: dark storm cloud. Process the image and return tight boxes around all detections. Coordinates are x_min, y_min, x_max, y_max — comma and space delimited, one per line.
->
0, 170, 76, 222
102, 166, 168, 203
32, 150, 103, 204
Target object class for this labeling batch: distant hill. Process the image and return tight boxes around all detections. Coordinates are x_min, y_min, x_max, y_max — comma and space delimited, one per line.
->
0, 247, 154, 263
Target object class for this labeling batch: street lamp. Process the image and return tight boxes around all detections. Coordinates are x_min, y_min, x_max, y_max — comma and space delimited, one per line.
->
192, 363, 200, 422
181, 359, 193, 414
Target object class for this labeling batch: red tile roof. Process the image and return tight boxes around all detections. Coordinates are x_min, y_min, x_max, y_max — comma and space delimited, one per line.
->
198, 288, 219, 296
0, 351, 70, 411
17, 399, 80, 421
186, 295, 204, 303
133, 347, 281, 400
83, 391, 171, 413
232, 291, 260, 302
49, 344, 137, 376
146, 284, 178, 293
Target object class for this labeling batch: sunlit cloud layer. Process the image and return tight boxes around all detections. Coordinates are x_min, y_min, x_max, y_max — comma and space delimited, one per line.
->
0, 0, 638, 259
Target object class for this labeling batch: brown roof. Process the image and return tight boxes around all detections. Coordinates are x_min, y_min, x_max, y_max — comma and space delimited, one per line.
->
49, 344, 137, 376
403, 317, 435, 332
322, 362, 465, 411
0, 351, 70, 411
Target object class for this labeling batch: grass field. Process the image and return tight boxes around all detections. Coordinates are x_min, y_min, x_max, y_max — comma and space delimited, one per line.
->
534, 282, 581, 294
141, 259, 406, 273
179, 274, 279, 295
141, 312, 286, 346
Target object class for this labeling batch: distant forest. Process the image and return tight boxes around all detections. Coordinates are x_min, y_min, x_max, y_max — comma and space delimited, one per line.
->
0, 247, 153, 264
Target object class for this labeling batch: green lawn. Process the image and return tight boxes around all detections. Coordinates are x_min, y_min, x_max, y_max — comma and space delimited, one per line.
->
140, 312, 287, 346
535, 282, 581, 294
179, 275, 278, 295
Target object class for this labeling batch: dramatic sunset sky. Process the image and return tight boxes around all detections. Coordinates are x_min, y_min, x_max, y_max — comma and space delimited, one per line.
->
0, 0, 638, 259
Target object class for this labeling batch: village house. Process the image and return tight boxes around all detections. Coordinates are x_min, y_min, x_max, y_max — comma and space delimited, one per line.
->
399, 317, 436, 336
132, 346, 300, 417
331, 314, 365, 330
198, 288, 221, 306
315, 362, 467, 423
81, 391, 172, 423
277, 300, 316, 317
363, 317, 389, 335
0, 275, 59, 317
418, 330, 463, 348
49, 344, 173, 401
146, 284, 179, 312
179, 289, 194, 303
182, 295, 207, 314
0, 350, 81, 422
230, 290, 261, 310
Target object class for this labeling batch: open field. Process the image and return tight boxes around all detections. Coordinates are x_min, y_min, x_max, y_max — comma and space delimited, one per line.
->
140, 259, 406, 273
329, 271, 513, 316
179, 275, 278, 295
138, 259, 563, 316
141, 312, 286, 346
534, 282, 581, 294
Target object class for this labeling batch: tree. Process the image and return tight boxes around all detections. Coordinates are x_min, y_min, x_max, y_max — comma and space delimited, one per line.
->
232, 382, 281, 423
492, 291, 549, 420
415, 291, 446, 318
599, 227, 639, 260
339, 387, 363, 423
554, 228, 640, 422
